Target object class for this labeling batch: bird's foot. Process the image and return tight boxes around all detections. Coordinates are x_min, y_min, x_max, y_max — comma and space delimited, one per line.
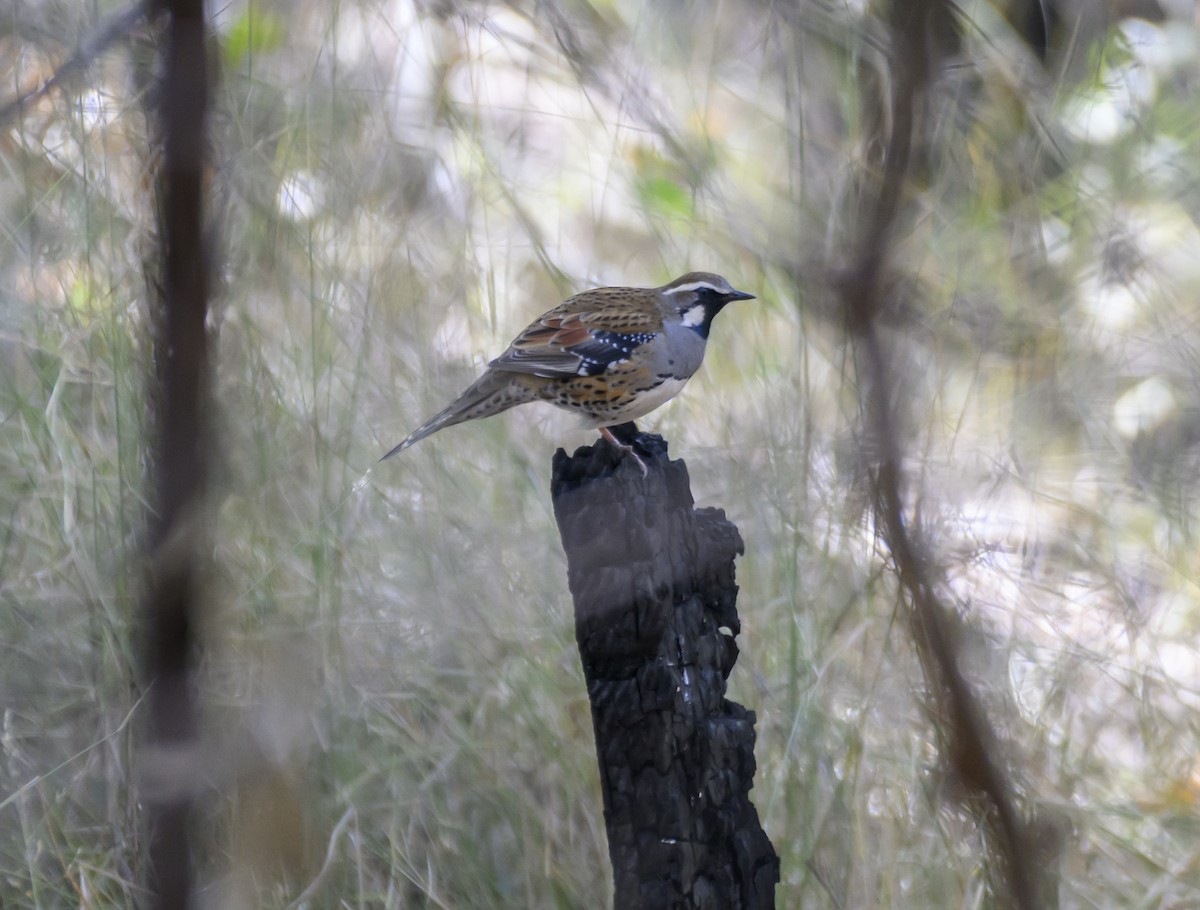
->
599, 425, 648, 476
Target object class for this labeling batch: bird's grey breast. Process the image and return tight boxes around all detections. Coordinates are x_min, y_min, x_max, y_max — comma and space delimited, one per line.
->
659, 319, 708, 379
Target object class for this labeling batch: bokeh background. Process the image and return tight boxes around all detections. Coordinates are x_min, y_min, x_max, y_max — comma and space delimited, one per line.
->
2, 0, 1200, 906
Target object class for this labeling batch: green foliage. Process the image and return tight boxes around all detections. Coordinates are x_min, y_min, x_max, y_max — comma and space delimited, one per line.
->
637, 173, 692, 219
222, 5, 285, 71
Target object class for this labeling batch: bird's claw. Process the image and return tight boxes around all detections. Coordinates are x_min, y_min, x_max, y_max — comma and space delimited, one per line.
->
599, 426, 649, 476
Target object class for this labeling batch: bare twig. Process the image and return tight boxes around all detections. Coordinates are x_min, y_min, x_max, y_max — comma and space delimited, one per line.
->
838, 3, 1045, 909
287, 804, 357, 909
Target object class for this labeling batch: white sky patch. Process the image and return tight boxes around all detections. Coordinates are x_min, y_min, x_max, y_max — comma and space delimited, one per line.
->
432, 309, 475, 361
1120, 18, 1177, 71
1062, 48, 1157, 145
1062, 92, 1132, 144
1080, 275, 1140, 331
78, 89, 114, 130
1039, 216, 1072, 266
1125, 203, 1200, 284
1113, 376, 1177, 438
335, 14, 366, 66
277, 171, 323, 221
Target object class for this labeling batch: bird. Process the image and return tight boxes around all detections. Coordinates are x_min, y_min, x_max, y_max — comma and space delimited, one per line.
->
381, 271, 755, 471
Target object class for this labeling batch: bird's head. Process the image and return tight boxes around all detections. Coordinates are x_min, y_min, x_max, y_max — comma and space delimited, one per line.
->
659, 272, 756, 338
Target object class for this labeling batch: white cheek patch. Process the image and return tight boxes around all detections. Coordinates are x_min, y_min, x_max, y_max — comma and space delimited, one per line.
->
680, 304, 706, 327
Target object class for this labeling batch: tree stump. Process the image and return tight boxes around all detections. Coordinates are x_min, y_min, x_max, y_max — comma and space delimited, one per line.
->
551, 429, 779, 910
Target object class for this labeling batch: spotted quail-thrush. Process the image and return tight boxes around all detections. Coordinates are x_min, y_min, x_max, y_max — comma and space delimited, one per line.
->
381, 271, 755, 470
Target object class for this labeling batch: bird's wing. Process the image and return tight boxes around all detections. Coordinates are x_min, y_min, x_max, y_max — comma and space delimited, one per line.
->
489, 292, 661, 379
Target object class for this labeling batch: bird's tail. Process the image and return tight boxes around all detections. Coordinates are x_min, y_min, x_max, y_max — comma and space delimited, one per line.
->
381, 371, 536, 461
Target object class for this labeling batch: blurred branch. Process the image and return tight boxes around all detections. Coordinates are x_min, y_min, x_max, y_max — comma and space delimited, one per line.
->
139, 0, 210, 906
526, 2, 707, 186
838, 3, 1046, 909
0, 0, 155, 127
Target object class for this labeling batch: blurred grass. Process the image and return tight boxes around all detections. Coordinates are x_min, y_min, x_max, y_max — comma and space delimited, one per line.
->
3, 1, 1200, 908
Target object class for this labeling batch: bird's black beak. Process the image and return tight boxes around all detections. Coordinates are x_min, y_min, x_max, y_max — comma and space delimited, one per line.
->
726, 288, 756, 302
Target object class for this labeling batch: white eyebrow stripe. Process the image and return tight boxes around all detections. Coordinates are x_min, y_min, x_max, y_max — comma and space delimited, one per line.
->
662, 281, 725, 295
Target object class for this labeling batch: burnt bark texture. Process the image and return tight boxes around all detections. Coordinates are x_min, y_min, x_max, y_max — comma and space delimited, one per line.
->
551, 430, 778, 910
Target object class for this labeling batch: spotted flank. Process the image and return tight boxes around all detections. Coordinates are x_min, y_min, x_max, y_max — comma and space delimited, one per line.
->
570, 375, 689, 426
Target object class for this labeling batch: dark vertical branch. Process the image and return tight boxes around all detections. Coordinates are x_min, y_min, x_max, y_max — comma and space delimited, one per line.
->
551, 433, 778, 910
140, 0, 210, 906
837, 3, 1047, 909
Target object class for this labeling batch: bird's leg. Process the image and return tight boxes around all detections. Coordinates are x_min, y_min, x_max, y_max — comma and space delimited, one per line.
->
599, 425, 648, 476
605, 421, 643, 446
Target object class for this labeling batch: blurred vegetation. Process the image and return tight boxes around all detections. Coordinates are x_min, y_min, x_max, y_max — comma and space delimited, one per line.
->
2, 0, 1200, 907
